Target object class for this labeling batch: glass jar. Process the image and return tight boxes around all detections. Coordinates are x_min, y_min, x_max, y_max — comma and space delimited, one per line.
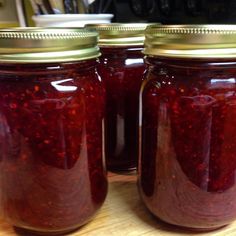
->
139, 25, 236, 230
86, 23, 150, 171
0, 28, 107, 235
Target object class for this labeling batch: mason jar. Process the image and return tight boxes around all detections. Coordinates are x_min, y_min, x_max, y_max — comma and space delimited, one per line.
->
0, 28, 107, 235
139, 24, 236, 230
86, 23, 150, 171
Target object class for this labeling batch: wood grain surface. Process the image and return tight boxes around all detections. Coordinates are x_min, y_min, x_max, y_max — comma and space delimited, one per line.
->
0, 172, 236, 236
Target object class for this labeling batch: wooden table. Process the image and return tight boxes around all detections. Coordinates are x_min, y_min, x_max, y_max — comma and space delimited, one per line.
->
1, 172, 236, 236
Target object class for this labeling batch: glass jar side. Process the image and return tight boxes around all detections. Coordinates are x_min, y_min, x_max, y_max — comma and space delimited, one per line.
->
98, 46, 146, 171
0, 60, 107, 235
139, 56, 236, 229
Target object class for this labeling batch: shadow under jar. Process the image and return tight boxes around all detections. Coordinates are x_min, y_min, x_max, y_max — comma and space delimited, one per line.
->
139, 24, 236, 230
86, 23, 151, 171
0, 28, 107, 235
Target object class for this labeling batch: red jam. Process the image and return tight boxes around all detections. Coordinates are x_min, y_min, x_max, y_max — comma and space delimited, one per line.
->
98, 47, 145, 171
0, 60, 107, 234
139, 57, 236, 229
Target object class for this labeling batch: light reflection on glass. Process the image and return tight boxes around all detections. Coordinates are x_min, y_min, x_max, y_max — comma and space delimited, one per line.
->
125, 58, 144, 66
211, 78, 236, 84
51, 79, 78, 92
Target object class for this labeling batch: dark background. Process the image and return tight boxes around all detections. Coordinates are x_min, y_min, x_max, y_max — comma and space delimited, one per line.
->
99, 0, 236, 24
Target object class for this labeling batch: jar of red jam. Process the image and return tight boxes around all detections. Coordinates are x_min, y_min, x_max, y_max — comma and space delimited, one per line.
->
0, 28, 107, 235
139, 25, 236, 230
86, 23, 151, 171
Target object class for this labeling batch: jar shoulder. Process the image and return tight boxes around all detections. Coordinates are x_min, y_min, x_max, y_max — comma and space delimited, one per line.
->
143, 60, 236, 97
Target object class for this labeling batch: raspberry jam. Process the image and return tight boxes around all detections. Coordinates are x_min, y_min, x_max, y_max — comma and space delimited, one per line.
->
86, 23, 150, 171
99, 46, 145, 171
0, 61, 107, 234
0, 28, 107, 235
139, 25, 236, 230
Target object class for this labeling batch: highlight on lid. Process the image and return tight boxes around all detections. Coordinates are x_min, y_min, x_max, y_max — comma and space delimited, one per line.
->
0, 27, 100, 63
144, 24, 236, 58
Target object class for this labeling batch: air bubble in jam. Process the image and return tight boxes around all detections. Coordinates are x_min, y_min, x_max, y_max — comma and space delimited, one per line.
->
139, 58, 236, 230
0, 60, 107, 235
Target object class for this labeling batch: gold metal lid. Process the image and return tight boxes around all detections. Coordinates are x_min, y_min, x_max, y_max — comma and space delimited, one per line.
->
86, 23, 154, 46
0, 28, 100, 63
144, 24, 236, 58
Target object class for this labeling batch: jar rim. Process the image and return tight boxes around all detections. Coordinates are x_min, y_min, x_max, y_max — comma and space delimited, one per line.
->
0, 28, 100, 63
144, 24, 236, 59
